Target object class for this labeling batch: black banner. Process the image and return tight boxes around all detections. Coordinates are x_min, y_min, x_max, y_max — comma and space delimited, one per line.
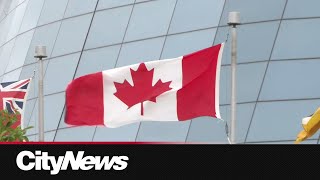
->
0, 143, 319, 178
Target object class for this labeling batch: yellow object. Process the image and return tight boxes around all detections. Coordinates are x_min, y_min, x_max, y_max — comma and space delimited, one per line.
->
295, 107, 320, 144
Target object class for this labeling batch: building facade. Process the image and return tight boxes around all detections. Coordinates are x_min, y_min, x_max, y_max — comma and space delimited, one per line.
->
0, 0, 319, 143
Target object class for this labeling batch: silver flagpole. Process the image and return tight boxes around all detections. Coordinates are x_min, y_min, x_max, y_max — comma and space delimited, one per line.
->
228, 12, 240, 144
34, 46, 47, 142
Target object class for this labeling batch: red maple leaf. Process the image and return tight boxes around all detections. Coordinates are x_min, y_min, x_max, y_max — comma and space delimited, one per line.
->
113, 63, 172, 115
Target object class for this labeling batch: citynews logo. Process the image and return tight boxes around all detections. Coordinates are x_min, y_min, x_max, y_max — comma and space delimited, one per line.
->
16, 151, 129, 175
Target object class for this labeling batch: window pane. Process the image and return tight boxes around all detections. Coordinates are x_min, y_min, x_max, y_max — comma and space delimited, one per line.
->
4, 2, 27, 42
5, 30, 35, 73
135, 0, 150, 2
19, 0, 45, 33
124, 0, 176, 42
92, 124, 139, 141
260, 60, 320, 101
0, 39, 15, 76
22, 99, 36, 129
186, 103, 255, 143
85, 6, 132, 49
8, 0, 22, 12
27, 92, 65, 133
215, 21, 280, 64
116, 37, 165, 67
136, 121, 190, 142
19, 61, 49, 100
52, 14, 92, 57
37, 0, 68, 26
161, 28, 216, 59
75, 45, 120, 78
44, 93, 65, 131
44, 53, 80, 95
97, 0, 134, 10
220, 62, 267, 104
27, 131, 56, 142
220, 0, 286, 25
284, 0, 320, 18
272, 19, 320, 60
64, 0, 97, 18
55, 127, 96, 141
24, 21, 61, 65
2, 67, 22, 82
169, 0, 224, 34
247, 100, 320, 142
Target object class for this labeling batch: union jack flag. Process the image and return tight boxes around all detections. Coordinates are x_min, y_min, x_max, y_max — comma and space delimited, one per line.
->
0, 78, 31, 128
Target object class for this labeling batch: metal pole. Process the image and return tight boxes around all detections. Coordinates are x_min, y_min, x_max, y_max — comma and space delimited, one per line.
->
228, 12, 240, 144
35, 46, 47, 142
38, 57, 44, 141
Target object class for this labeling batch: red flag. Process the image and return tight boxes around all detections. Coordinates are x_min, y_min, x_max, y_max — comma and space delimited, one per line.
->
0, 78, 31, 128
65, 43, 224, 128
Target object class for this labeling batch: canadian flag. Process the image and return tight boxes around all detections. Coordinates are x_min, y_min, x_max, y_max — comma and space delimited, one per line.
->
65, 43, 224, 128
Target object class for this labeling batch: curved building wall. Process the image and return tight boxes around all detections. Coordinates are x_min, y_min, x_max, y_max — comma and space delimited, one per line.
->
0, 0, 319, 144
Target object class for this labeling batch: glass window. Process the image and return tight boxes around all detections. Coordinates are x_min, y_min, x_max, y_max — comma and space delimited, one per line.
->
27, 92, 65, 134
37, 0, 68, 26
5, 30, 35, 73
19, 0, 45, 33
220, 0, 286, 25
136, 121, 190, 142
44, 53, 80, 95
92, 124, 139, 141
64, 0, 97, 18
0, 0, 12, 16
220, 62, 267, 104
22, 99, 36, 129
260, 60, 320, 101
8, 0, 22, 12
44, 93, 65, 131
247, 100, 320, 142
135, 0, 150, 3
2, 67, 22, 82
284, 0, 320, 19
27, 134, 36, 141
0, 39, 15, 76
75, 45, 120, 78
26, 131, 56, 142
4, 2, 27, 42
24, 21, 61, 65
26, 111, 37, 135
187, 103, 255, 143
0, 17, 9, 45
97, 0, 134, 10
169, 0, 224, 34
161, 28, 216, 59
116, 37, 165, 67
0, 12, 4, 22
58, 108, 67, 128
271, 19, 320, 60
124, 0, 176, 42
85, 6, 132, 49
215, 21, 280, 64
55, 127, 96, 141
51, 14, 92, 57
19, 61, 49, 100
44, 131, 56, 142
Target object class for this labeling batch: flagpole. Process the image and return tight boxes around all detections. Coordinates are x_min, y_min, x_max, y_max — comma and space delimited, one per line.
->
228, 12, 240, 144
34, 46, 47, 142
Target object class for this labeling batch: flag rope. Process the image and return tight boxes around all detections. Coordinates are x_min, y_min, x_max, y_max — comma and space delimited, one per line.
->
225, 27, 230, 43
225, 121, 231, 144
